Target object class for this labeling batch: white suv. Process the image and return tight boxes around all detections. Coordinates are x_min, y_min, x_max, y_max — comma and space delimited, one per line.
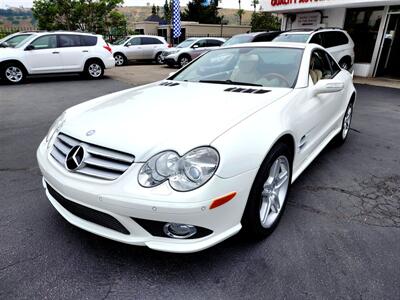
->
0, 31, 115, 84
111, 35, 169, 66
274, 28, 355, 70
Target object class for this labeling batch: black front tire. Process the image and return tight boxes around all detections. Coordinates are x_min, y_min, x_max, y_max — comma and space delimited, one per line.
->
241, 143, 292, 238
114, 53, 126, 66
155, 53, 163, 65
178, 55, 191, 68
2, 63, 26, 84
333, 101, 354, 146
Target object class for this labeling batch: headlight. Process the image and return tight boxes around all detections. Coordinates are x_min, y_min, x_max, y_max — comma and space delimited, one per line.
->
46, 111, 66, 145
138, 147, 219, 192
166, 50, 179, 55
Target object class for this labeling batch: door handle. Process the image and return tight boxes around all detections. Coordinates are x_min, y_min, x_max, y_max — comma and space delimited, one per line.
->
52, 51, 59, 54
82, 50, 89, 53
299, 135, 307, 150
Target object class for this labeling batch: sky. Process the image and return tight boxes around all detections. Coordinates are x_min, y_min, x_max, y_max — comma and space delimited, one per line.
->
0, 0, 257, 10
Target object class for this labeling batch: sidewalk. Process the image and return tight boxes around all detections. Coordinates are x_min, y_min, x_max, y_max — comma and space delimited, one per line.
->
354, 76, 400, 89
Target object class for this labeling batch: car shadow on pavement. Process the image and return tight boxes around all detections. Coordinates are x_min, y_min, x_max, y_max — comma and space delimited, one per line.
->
0, 74, 114, 85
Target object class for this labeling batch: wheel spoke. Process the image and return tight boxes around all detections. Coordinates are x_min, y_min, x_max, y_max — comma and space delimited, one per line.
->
275, 170, 288, 190
270, 193, 280, 213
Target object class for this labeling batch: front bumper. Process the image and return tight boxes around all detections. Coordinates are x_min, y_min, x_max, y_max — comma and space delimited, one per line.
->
37, 139, 257, 253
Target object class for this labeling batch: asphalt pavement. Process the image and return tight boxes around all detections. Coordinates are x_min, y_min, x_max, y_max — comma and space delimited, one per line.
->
0, 75, 399, 299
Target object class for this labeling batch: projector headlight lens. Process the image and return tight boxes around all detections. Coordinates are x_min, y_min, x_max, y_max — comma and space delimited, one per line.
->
138, 147, 219, 191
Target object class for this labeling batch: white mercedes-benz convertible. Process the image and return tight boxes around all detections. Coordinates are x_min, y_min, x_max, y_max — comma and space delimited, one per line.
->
37, 42, 356, 253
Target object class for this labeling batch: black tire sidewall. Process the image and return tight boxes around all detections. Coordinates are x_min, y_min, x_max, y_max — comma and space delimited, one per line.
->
179, 55, 191, 67
241, 143, 293, 238
155, 53, 163, 64
333, 101, 354, 145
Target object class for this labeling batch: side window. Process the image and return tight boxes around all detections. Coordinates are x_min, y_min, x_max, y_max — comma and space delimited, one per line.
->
193, 40, 207, 48
324, 52, 341, 76
206, 39, 223, 47
59, 35, 82, 48
30, 35, 57, 49
141, 37, 163, 45
309, 50, 333, 84
309, 33, 323, 46
322, 32, 349, 48
81, 35, 97, 46
126, 37, 141, 46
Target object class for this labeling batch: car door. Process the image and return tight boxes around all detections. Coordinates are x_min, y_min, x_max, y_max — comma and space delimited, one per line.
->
141, 37, 165, 59
292, 49, 345, 163
23, 34, 63, 74
190, 39, 208, 59
124, 37, 143, 60
58, 34, 88, 71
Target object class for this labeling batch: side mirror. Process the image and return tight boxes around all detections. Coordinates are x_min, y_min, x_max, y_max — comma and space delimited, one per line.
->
0, 42, 9, 48
313, 79, 344, 96
192, 44, 199, 49
125, 43, 131, 47
25, 44, 35, 51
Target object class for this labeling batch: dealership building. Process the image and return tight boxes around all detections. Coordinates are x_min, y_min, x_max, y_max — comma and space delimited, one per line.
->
261, 0, 400, 78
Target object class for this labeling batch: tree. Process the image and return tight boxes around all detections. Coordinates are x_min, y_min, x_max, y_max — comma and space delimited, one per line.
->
250, 11, 280, 32
163, 0, 171, 23
236, 0, 244, 25
32, 0, 126, 35
182, 0, 221, 24
252, 0, 259, 13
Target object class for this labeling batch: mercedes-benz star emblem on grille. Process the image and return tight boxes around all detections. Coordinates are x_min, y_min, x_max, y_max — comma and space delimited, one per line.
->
86, 130, 95, 136
65, 145, 85, 171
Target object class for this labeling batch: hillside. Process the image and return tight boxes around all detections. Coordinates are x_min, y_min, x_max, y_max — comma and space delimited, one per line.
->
0, 6, 253, 30
118, 6, 254, 26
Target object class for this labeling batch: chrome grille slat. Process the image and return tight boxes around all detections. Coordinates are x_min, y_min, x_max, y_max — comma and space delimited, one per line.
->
84, 156, 129, 172
50, 133, 135, 180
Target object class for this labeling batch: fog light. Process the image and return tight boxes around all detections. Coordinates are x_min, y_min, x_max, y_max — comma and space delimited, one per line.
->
163, 223, 197, 239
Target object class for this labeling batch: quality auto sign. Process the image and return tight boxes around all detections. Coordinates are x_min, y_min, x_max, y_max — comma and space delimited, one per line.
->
261, 0, 398, 12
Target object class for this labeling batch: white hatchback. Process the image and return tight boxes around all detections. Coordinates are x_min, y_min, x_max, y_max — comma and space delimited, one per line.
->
274, 28, 355, 70
0, 31, 115, 84
37, 43, 356, 253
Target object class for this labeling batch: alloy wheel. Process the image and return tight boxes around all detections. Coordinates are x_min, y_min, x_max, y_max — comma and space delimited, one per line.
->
259, 156, 290, 228
115, 55, 124, 66
342, 105, 353, 139
180, 57, 190, 67
5, 66, 23, 83
88, 63, 102, 78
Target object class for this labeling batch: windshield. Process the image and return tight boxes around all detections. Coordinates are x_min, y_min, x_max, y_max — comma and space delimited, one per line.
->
172, 47, 303, 88
273, 33, 310, 43
223, 35, 253, 46
3, 34, 33, 48
112, 36, 130, 45
176, 39, 196, 48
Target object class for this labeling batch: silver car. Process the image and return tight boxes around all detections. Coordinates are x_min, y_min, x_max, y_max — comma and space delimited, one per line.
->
161, 37, 225, 67
111, 35, 170, 66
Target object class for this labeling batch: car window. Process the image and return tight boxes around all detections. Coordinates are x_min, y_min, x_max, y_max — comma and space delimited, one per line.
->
321, 32, 349, 48
142, 37, 163, 45
274, 33, 310, 43
59, 34, 82, 47
4, 34, 32, 48
126, 37, 141, 46
81, 35, 97, 46
176, 39, 197, 48
206, 39, 223, 47
324, 52, 341, 76
309, 33, 323, 46
223, 35, 253, 46
309, 50, 334, 84
172, 47, 304, 88
193, 40, 207, 48
30, 35, 57, 49
253, 33, 278, 42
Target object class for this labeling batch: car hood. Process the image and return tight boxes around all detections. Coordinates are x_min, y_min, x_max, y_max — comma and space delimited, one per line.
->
61, 81, 291, 162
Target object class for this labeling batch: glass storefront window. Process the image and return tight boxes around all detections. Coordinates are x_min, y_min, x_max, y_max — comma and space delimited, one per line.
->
344, 7, 384, 63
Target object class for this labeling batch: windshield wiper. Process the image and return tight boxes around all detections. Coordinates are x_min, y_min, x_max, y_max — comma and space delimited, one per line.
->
199, 80, 262, 87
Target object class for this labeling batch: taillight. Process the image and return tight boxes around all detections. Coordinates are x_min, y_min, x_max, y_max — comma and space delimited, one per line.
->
168, 44, 172, 48
103, 44, 112, 53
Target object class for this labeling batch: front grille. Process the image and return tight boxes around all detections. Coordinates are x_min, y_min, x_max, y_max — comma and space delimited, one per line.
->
50, 132, 135, 180
47, 183, 129, 235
